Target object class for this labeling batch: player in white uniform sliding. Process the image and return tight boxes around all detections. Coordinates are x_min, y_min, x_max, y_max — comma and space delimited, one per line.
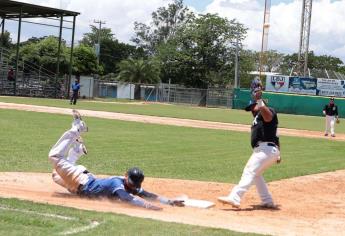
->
218, 88, 281, 208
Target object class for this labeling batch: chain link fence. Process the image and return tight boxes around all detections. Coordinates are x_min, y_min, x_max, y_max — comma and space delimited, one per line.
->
95, 80, 234, 108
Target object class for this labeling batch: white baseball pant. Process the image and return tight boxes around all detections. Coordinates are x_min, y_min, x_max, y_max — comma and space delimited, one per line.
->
228, 142, 280, 206
49, 127, 89, 193
325, 115, 335, 136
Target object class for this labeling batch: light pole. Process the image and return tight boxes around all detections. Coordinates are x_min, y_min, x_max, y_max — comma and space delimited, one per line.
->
93, 20, 105, 65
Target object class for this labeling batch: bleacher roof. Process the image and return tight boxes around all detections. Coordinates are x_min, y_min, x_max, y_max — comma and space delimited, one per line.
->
0, 0, 79, 19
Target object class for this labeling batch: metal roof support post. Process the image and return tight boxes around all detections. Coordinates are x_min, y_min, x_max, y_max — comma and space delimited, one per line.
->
1, 18, 4, 62
14, 7, 23, 96
1, 18, 5, 46
68, 15, 76, 99
56, 14, 63, 98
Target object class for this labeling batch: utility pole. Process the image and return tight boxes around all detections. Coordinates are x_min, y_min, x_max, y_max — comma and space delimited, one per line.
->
93, 20, 106, 65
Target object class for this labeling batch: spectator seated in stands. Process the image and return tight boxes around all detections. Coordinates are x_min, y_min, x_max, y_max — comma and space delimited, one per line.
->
7, 67, 15, 81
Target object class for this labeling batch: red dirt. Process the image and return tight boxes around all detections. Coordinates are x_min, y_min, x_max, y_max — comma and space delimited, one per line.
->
1, 102, 345, 235
0, 172, 345, 236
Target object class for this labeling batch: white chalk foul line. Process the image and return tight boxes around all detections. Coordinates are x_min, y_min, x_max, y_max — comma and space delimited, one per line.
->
60, 221, 101, 235
0, 205, 77, 220
0, 205, 101, 235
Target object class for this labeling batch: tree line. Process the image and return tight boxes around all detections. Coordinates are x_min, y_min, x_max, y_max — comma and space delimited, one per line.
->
0, 0, 344, 88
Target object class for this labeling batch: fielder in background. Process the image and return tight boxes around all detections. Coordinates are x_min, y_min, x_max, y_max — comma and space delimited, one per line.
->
48, 110, 184, 210
70, 76, 80, 105
323, 97, 339, 137
218, 88, 280, 209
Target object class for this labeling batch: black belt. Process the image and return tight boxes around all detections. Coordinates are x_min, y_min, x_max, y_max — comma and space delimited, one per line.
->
254, 142, 277, 148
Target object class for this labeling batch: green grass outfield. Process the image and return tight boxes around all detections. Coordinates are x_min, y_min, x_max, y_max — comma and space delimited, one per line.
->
0, 198, 258, 236
1, 96, 344, 133
0, 107, 344, 235
0, 109, 343, 182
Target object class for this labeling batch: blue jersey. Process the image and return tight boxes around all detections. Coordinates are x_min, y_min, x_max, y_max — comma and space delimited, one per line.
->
72, 83, 80, 92
80, 176, 128, 197
78, 175, 169, 210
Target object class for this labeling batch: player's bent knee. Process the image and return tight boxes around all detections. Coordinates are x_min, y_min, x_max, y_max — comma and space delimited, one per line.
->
48, 155, 59, 166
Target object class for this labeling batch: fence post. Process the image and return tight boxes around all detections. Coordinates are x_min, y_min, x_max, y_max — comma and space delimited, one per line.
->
168, 78, 171, 103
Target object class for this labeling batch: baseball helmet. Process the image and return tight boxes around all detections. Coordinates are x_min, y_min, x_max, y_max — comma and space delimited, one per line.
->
127, 167, 144, 188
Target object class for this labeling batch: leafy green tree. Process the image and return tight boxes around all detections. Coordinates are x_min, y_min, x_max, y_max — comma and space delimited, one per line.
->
16, 36, 69, 75
73, 44, 101, 75
0, 30, 12, 48
132, 0, 194, 55
116, 58, 161, 84
281, 51, 344, 74
80, 25, 141, 75
38, 36, 69, 74
238, 50, 256, 88
158, 13, 247, 88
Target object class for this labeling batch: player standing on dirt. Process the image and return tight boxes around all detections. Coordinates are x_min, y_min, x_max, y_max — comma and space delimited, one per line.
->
218, 87, 281, 208
323, 97, 339, 137
48, 110, 184, 210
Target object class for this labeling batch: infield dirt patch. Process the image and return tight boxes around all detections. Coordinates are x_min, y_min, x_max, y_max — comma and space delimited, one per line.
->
0, 171, 345, 236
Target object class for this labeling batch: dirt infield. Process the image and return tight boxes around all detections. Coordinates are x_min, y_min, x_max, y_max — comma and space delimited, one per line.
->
1, 101, 345, 141
1, 171, 345, 236
1, 102, 345, 235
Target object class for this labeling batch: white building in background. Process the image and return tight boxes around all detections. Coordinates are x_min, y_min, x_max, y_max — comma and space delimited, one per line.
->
70, 75, 94, 98
117, 83, 135, 99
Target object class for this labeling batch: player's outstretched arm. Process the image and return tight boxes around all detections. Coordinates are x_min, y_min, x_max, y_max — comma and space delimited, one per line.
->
137, 189, 185, 207
115, 189, 162, 210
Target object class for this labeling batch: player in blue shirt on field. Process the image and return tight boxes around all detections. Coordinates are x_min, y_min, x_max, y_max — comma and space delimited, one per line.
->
70, 78, 80, 105
49, 110, 184, 210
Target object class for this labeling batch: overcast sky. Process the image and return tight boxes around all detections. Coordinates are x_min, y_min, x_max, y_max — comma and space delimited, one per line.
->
4, 0, 345, 62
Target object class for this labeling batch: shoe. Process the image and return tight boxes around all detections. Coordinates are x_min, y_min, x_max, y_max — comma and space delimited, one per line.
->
217, 196, 240, 208
72, 110, 88, 132
259, 202, 276, 209
331, 134, 336, 137
324, 133, 328, 136
72, 109, 82, 120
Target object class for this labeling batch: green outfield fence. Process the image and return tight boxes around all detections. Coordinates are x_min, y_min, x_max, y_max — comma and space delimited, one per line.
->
233, 89, 345, 117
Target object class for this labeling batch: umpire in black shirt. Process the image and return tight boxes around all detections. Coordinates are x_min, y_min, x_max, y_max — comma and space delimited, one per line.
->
218, 87, 281, 208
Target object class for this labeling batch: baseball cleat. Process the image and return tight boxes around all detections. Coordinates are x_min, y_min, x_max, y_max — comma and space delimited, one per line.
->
324, 133, 328, 136
72, 109, 82, 120
331, 134, 336, 137
217, 196, 240, 208
72, 110, 88, 132
259, 202, 276, 209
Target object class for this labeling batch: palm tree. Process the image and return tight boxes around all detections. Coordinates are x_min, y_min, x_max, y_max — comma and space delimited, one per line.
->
116, 58, 160, 84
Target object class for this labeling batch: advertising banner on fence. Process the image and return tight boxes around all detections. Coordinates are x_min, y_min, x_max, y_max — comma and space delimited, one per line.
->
316, 78, 345, 97
265, 75, 289, 92
288, 77, 317, 95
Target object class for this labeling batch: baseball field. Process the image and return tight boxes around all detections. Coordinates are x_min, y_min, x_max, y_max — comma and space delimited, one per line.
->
1, 96, 345, 236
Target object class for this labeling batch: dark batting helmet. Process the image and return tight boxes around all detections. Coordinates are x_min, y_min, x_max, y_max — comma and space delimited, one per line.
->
127, 167, 144, 188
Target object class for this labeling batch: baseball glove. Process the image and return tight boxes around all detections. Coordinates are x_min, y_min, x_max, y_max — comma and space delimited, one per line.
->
336, 119, 340, 124
169, 199, 185, 207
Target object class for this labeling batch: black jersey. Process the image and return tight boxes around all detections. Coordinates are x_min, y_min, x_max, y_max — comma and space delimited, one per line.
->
251, 108, 279, 148
323, 104, 338, 116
